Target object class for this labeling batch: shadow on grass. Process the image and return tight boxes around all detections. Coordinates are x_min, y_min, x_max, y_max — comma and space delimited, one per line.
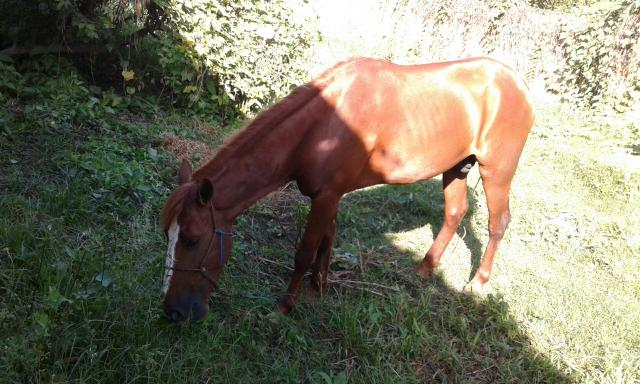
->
336, 179, 485, 282
215, 180, 571, 383
322, 179, 570, 383
284, 181, 571, 383
0, 126, 570, 382
0, 56, 570, 382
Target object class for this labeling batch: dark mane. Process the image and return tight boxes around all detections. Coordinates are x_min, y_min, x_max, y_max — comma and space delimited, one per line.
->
160, 183, 196, 232
192, 60, 352, 180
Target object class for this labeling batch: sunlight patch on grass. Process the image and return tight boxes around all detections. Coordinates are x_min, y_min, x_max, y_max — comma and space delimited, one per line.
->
384, 226, 432, 262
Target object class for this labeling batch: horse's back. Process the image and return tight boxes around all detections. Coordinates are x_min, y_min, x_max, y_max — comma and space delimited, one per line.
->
298, 57, 533, 194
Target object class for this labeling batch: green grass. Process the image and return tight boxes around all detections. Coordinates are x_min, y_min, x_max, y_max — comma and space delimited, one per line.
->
1, 66, 639, 383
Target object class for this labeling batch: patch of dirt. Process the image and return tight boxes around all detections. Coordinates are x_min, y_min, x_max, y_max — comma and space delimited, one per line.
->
261, 182, 307, 208
115, 113, 152, 124
186, 118, 219, 138
161, 134, 217, 167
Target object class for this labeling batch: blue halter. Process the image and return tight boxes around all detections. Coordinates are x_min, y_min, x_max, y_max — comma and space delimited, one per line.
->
214, 228, 237, 265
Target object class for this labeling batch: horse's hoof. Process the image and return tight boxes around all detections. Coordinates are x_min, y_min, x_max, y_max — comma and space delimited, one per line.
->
415, 265, 433, 280
463, 280, 487, 295
302, 284, 322, 302
276, 298, 294, 316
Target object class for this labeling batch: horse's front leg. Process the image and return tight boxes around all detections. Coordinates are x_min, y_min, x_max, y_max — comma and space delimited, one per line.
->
309, 231, 336, 295
277, 192, 339, 314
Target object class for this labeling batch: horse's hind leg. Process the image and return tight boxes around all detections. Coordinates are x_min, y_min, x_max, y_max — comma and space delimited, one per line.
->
416, 157, 474, 280
464, 163, 514, 293
277, 192, 339, 314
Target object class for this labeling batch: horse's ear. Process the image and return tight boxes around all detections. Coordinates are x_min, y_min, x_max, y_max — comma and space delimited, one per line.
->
177, 159, 192, 185
198, 178, 214, 205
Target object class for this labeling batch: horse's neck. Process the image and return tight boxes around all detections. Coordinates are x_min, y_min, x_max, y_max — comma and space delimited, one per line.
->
193, 80, 331, 221
197, 121, 307, 221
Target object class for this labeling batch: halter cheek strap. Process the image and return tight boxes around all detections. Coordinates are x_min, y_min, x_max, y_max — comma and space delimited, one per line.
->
215, 229, 236, 265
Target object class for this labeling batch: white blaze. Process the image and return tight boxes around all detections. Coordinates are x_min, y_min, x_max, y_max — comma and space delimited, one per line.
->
162, 219, 180, 296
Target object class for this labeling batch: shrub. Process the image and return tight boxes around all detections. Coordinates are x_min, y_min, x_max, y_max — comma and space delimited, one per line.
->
550, 1, 640, 109
0, 0, 318, 118
157, 0, 318, 114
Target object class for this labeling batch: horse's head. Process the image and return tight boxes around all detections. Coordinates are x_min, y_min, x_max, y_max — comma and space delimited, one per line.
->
160, 160, 232, 324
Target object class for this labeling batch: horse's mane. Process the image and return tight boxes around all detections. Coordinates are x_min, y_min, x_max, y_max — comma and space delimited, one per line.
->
193, 59, 352, 180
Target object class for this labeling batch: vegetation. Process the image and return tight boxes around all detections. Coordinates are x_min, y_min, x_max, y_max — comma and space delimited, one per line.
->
315, 0, 639, 111
551, 0, 640, 109
528, 0, 597, 11
0, 0, 316, 117
1, 0, 639, 383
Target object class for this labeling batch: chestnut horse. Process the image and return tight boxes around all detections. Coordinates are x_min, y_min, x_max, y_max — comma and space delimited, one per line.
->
160, 57, 534, 323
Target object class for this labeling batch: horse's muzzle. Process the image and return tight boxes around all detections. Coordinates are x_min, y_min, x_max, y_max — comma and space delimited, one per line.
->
163, 295, 208, 324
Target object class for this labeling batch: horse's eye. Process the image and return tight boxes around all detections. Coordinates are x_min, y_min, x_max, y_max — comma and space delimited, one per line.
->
183, 238, 199, 249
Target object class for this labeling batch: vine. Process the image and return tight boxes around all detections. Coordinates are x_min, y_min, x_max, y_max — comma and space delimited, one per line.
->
480, 0, 514, 52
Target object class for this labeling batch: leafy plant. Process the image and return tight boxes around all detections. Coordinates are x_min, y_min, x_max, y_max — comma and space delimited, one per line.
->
549, 1, 640, 109
0, 0, 319, 119
155, 0, 318, 114
528, 0, 597, 11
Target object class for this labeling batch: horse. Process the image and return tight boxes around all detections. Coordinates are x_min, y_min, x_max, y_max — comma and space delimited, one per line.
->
160, 57, 534, 324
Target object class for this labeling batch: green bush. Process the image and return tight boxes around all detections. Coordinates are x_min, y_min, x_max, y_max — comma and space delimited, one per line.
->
0, 0, 318, 118
0, 57, 175, 380
550, 1, 640, 109
156, 0, 318, 114
528, 0, 596, 11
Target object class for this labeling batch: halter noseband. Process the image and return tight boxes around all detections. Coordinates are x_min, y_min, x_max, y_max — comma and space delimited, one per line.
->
164, 200, 237, 290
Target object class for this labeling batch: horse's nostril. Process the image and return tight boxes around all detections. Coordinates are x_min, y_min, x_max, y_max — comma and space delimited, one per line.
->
169, 309, 185, 323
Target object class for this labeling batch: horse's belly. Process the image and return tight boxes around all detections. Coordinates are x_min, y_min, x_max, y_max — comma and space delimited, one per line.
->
366, 126, 472, 184
368, 147, 446, 183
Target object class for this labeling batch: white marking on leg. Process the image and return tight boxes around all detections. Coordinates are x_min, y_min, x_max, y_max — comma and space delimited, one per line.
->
162, 219, 180, 297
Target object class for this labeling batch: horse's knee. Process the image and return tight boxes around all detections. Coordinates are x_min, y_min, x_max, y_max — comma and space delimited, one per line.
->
444, 199, 469, 225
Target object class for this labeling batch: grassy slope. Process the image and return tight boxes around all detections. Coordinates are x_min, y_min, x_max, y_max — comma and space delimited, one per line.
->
1, 68, 639, 384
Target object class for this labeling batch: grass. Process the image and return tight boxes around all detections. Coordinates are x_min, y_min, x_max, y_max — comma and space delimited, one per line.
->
1, 65, 639, 383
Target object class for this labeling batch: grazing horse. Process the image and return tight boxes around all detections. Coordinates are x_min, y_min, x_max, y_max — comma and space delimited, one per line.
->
160, 57, 534, 323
